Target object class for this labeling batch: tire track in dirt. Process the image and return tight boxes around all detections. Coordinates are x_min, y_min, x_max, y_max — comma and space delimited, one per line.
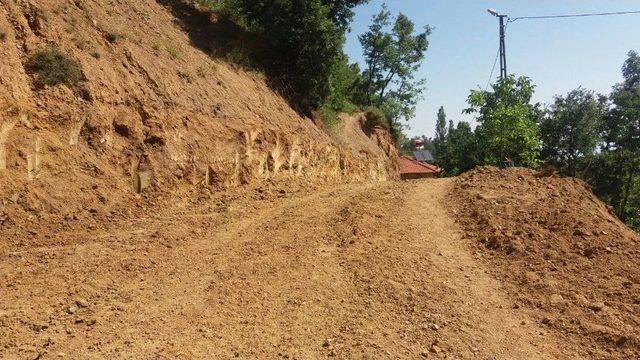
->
1, 180, 580, 359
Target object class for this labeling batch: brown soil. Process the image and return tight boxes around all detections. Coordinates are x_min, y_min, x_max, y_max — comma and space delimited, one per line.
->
448, 166, 640, 359
0, 0, 398, 236
2, 179, 588, 359
1, 0, 639, 358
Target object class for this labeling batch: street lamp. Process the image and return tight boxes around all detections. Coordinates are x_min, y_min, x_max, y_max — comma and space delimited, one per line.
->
487, 9, 508, 79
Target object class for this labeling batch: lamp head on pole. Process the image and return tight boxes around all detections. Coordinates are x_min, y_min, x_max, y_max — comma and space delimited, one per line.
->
487, 8, 499, 17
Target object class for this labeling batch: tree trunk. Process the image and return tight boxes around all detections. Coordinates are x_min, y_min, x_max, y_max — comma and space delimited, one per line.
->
378, 72, 395, 105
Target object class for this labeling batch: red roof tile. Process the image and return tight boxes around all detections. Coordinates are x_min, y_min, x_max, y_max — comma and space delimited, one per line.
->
398, 156, 442, 175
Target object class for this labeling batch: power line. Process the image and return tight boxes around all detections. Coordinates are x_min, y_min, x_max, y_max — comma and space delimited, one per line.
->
484, 8, 640, 87
485, 48, 500, 91
510, 10, 640, 22
485, 19, 507, 87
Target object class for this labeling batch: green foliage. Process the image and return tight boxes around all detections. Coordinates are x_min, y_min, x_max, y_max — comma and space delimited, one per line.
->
363, 106, 389, 129
225, 0, 366, 112
166, 46, 180, 59
322, 53, 361, 114
465, 75, 541, 168
594, 51, 640, 226
177, 69, 193, 83
354, 6, 430, 130
432, 52, 640, 230
25, 47, 83, 88
441, 121, 478, 175
539, 88, 607, 176
319, 104, 341, 131
432, 106, 447, 163
197, 1, 428, 141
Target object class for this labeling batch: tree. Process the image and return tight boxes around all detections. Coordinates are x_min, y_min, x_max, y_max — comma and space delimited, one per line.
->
324, 53, 361, 114
323, 0, 370, 30
432, 106, 447, 163
442, 121, 478, 175
540, 88, 607, 176
356, 6, 431, 129
465, 75, 541, 168
598, 51, 640, 222
227, 0, 368, 113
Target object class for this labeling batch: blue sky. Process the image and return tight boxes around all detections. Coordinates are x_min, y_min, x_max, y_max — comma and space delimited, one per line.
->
344, 0, 640, 137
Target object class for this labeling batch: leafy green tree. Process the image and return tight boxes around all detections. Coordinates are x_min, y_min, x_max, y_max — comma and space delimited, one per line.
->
355, 6, 431, 129
465, 75, 541, 168
441, 121, 478, 175
324, 0, 370, 30
324, 53, 361, 114
598, 51, 640, 223
540, 88, 607, 176
432, 106, 447, 163
224, 0, 368, 113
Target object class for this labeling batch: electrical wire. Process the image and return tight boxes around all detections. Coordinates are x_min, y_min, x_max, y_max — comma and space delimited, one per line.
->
509, 10, 640, 22
485, 48, 500, 91
484, 21, 508, 90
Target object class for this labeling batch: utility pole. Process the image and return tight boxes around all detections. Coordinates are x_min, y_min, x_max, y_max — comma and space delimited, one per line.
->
488, 9, 508, 79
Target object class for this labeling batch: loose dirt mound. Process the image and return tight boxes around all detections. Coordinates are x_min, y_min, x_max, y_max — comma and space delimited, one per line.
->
448, 166, 640, 359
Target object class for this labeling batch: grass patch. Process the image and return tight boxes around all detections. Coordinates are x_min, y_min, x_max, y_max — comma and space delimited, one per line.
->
225, 48, 255, 69
25, 47, 83, 88
319, 105, 342, 132
177, 69, 193, 83
363, 106, 389, 130
167, 46, 180, 60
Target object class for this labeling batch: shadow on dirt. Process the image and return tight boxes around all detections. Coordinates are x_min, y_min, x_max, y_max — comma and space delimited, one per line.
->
156, 0, 254, 59
155, 0, 300, 112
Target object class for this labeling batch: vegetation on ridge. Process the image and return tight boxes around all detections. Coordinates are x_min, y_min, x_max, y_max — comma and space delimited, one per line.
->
424, 51, 640, 230
197, 0, 430, 140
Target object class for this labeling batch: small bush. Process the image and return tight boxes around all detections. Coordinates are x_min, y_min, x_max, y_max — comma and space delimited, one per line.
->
0, 30, 6, 41
25, 47, 83, 87
319, 105, 341, 132
105, 32, 120, 44
177, 69, 193, 83
151, 43, 161, 52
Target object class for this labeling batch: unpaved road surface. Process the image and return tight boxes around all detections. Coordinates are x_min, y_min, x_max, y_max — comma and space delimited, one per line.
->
1, 180, 580, 359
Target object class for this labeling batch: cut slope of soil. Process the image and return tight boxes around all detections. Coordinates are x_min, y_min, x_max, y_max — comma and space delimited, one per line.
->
448, 166, 640, 359
0, 0, 397, 243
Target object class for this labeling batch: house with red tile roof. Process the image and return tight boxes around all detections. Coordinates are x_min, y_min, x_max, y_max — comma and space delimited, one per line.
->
398, 156, 442, 180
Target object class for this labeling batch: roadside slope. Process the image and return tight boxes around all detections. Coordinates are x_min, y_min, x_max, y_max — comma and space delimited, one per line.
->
0, 0, 397, 241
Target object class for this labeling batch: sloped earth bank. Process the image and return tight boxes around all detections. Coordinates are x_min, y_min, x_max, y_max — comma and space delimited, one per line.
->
1, 179, 584, 359
448, 166, 640, 359
0, 0, 398, 236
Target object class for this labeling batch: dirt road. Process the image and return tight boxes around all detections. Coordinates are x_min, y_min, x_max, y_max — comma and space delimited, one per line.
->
1, 180, 580, 359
